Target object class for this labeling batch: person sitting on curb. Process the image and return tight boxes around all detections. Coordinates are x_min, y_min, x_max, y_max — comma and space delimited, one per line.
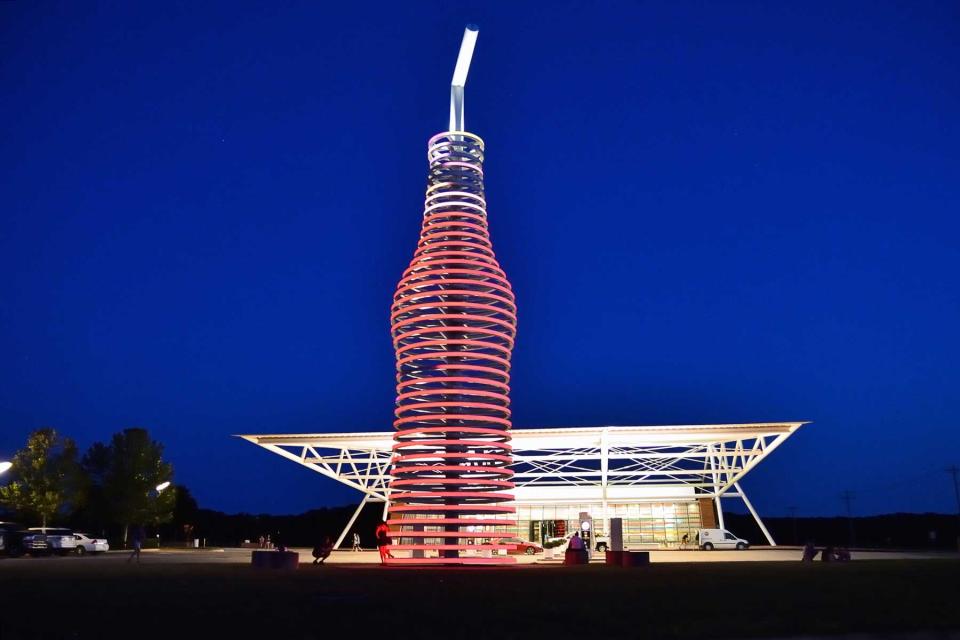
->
312, 536, 334, 565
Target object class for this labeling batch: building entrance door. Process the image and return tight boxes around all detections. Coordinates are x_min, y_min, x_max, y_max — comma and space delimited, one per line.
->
530, 520, 567, 544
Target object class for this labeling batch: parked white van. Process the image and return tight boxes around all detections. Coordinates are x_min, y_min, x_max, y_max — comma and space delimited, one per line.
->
697, 528, 749, 550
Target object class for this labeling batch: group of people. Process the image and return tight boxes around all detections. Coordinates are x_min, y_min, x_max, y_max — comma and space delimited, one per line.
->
802, 541, 852, 562
310, 525, 389, 565
256, 534, 272, 549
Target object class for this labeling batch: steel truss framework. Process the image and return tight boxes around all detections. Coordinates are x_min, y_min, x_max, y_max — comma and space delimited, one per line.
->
240, 422, 805, 549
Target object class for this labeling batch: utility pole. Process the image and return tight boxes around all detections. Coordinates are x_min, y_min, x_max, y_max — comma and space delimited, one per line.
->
948, 465, 960, 550
787, 506, 799, 545
948, 466, 960, 516
840, 491, 856, 547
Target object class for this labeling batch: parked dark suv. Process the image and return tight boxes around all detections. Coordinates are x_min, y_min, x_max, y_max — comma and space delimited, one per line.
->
0, 522, 38, 557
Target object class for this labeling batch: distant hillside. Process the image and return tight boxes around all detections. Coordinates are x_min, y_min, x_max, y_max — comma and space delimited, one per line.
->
725, 511, 960, 549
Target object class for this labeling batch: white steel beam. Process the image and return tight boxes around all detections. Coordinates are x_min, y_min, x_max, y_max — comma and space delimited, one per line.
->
734, 481, 776, 546
239, 423, 806, 517
715, 430, 797, 497
334, 493, 370, 549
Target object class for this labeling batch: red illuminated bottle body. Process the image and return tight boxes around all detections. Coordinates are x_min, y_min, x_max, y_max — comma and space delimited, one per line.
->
385, 131, 517, 564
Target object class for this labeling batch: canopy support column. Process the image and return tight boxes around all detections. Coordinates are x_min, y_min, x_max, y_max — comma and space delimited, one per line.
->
335, 493, 370, 549
734, 481, 776, 546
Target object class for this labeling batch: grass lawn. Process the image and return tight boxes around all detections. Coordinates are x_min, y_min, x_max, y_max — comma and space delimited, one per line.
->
0, 559, 957, 639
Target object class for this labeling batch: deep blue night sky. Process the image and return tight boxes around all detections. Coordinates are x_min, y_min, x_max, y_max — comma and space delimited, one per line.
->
2, 2, 958, 517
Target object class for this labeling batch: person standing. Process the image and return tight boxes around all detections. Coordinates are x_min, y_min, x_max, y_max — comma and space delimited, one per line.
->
567, 531, 588, 563
567, 531, 584, 551
352, 532, 361, 552
375, 521, 393, 563
127, 525, 145, 564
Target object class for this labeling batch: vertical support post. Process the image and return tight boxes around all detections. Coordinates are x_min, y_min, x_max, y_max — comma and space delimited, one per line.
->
600, 428, 609, 535
335, 493, 370, 549
734, 481, 775, 546
708, 444, 724, 529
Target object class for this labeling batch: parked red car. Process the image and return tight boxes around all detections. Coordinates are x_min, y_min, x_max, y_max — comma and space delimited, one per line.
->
496, 537, 543, 555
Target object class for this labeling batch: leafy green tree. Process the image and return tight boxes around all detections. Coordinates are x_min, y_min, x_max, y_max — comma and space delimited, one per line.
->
77, 441, 113, 532
96, 428, 175, 544
0, 428, 84, 527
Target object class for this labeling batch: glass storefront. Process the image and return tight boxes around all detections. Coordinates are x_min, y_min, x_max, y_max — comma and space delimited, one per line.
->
516, 502, 702, 547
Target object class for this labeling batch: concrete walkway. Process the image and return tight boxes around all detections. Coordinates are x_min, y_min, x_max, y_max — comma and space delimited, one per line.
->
40, 546, 954, 566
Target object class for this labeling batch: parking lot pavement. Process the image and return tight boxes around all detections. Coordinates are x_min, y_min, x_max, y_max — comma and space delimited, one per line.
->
646, 547, 958, 562
1, 553, 957, 639
1, 548, 392, 565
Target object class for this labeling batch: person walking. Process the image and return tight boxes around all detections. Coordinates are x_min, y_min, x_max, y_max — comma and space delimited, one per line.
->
127, 525, 145, 564
352, 532, 361, 552
375, 521, 393, 564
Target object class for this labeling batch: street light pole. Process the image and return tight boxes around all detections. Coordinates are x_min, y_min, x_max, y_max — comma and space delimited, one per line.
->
154, 481, 170, 549
840, 491, 856, 547
948, 465, 960, 549
787, 506, 798, 545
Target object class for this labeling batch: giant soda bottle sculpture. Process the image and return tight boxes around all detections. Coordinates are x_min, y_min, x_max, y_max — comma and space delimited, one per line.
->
385, 26, 518, 564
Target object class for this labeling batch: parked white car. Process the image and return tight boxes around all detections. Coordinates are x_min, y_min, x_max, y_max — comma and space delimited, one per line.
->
697, 528, 749, 550
593, 533, 610, 552
73, 533, 109, 555
26, 527, 78, 555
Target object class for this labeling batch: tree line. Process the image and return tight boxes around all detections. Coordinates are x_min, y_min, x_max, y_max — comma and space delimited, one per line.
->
0, 427, 179, 544
0, 427, 373, 549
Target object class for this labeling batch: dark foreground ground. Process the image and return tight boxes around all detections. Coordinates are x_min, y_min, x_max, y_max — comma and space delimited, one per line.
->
1, 555, 958, 640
